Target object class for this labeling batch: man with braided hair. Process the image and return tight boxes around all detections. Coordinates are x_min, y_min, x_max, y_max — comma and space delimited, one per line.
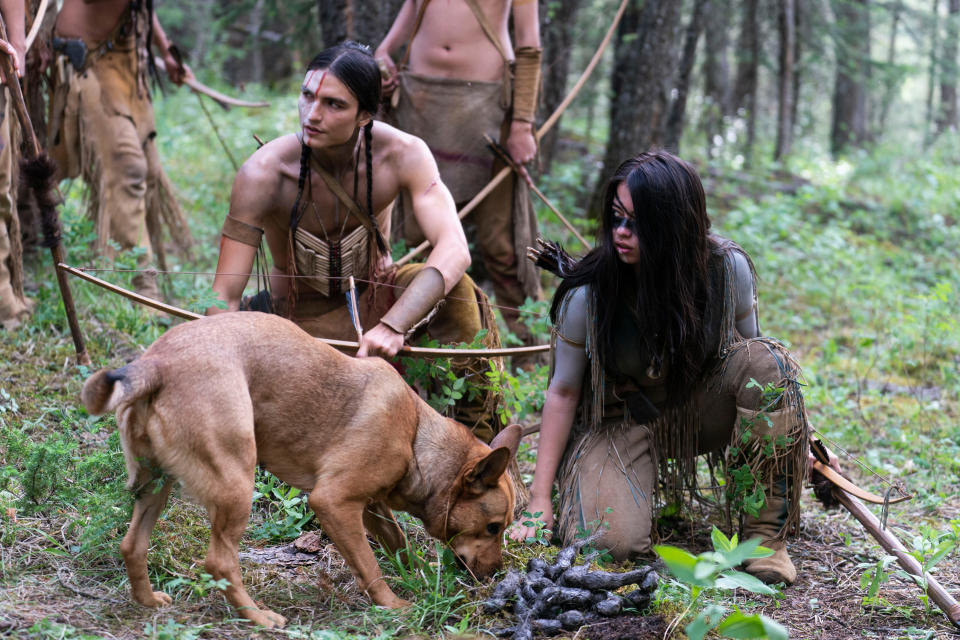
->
376, 0, 543, 358
48, 0, 193, 299
209, 43, 507, 444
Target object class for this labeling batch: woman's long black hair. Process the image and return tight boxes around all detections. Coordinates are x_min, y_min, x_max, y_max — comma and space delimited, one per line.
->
552, 150, 713, 403
289, 41, 389, 262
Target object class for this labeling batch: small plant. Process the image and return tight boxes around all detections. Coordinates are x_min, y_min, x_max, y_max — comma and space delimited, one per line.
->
143, 618, 212, 640
573, 509, 614, 562
382, 538, 470, 632
859, 555, 896, 602
162, 572, 230, 600
183, 284, 227, 314
654, 526, 788, 640
251, 469, 314, 540
21, 618, 103, 639
518, 510, 552, 545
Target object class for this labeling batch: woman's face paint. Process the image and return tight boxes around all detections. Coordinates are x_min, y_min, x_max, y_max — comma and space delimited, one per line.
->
611, 181, 641, 265
298, 69, 365, 149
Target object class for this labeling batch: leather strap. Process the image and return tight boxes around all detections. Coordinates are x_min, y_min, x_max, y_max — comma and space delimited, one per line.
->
310, 159, 376, 235
462, 0, 511, 64
221, 215, 264, 247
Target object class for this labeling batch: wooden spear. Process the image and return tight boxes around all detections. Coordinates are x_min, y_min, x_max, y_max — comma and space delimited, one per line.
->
811, 438, 959, 629
829, 481, 960, 629
0, 15, 90, 365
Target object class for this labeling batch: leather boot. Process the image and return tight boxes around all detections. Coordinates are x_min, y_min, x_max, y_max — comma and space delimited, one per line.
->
736, 406, 799, 585
743, 535, 796, 585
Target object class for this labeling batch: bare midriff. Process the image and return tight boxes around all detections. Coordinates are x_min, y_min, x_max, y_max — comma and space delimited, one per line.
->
407, 0, 513, 83
54, 0, 130, 42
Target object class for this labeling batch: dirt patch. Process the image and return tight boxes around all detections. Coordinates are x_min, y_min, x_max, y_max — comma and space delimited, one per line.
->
578, 614, 667, 640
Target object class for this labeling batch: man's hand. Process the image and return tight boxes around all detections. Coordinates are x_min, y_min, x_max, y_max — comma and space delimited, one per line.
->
0, 38, 24, 85
505, 120, 536, 187
163, 52, 194, 86
356, 322, 405, 359
375, 51, 398, 97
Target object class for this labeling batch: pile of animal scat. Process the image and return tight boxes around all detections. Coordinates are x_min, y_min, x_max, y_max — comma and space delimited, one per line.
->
485, 535, 659, 639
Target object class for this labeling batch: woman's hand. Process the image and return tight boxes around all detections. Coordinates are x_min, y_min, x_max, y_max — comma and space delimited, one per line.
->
508, 495, 555, 543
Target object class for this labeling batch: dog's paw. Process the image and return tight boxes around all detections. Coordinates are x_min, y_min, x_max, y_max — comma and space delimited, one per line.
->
144, 591, 172, 607
381, 596, 412, 610
248, 609, 287, 629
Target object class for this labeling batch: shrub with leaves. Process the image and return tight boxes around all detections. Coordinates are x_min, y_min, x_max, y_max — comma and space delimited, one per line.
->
654, 527, 788, 640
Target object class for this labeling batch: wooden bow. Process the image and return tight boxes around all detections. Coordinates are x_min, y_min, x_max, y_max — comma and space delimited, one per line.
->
25, 0, 52, 52
57, 263, 550, 359
153, 56, 270, 110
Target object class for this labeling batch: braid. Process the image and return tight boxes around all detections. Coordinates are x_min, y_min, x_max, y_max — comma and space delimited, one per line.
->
289, 142, 311, 235
364, 122, 388, 256
285, 142, 311, 317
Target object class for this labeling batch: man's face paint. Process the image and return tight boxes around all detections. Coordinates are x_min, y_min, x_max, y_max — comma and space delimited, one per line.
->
303, 69, 326, 98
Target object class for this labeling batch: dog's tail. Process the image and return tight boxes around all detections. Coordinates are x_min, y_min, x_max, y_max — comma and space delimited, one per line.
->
81, 361, 163, 415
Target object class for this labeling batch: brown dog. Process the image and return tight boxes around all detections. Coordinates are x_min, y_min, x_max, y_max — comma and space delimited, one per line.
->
81, 312, 521, 628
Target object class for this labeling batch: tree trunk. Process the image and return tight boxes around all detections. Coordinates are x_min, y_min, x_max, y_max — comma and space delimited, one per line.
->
936, 0, 959, 134
349, 0, 409, 49
540, 0, 584, 172
319, 0, 349, 47
775, 0, 795, 160
250, 0, 265, 84
590, 0, 682, 215
702, 0, 733, 150
876, 1, 902, 132
733, 0, 760, 165
830, 0, 870, 154
664, 0, 708, 153
790, 0, 803, 136
925, 0, 941, 144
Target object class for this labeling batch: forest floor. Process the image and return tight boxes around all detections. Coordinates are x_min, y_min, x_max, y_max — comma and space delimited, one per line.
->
1, 89, 959, 639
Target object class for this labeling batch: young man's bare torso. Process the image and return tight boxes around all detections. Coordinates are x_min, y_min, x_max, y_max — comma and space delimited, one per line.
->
405, 0, 514, 83
54, 0, 129, 42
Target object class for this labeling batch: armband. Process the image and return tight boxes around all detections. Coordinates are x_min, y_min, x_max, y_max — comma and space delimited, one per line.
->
221, 215, 264, 247
380, 266, 445, 336
512, 46, 542, 124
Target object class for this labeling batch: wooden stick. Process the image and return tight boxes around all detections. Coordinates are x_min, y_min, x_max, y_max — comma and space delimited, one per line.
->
58, 263, 550, 359
834, 488, 960, 629
393, 0, 629, 267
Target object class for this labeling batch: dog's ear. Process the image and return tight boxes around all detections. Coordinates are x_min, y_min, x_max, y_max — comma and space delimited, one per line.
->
463, 448, 511, 494
488, 424, 522, 458
462, 425, 523, 495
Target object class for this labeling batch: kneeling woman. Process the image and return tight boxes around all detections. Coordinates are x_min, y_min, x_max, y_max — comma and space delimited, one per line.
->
510, 151, 808, 585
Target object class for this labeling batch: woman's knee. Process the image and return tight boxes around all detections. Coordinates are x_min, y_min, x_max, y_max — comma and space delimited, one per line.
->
722, 339, 801, 411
